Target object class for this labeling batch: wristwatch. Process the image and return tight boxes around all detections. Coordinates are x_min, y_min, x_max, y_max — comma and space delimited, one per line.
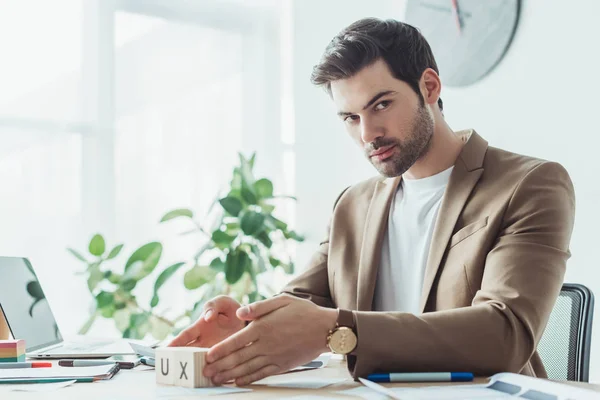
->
326, 309, 357, 355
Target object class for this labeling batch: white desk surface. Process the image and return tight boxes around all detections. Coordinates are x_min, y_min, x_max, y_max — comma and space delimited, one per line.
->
2, 358, 599, 399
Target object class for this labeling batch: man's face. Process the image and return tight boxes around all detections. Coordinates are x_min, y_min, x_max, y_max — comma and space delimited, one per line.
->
330, 59, 434, 178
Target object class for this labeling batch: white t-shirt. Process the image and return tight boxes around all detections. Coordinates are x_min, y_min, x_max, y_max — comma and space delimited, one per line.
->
373, 166, 454, 313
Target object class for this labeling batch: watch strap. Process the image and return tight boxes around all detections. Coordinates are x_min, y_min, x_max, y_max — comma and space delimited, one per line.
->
337, 309, 355, 331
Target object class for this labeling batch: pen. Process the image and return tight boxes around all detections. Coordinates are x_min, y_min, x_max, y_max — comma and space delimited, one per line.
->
367, 372, 474, 383
140, 356, 155, 367
0, 362, 52, 369
58, 360, 117, 367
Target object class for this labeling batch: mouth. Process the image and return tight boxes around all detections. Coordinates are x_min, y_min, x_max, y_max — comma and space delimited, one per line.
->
370, 145, 397, 161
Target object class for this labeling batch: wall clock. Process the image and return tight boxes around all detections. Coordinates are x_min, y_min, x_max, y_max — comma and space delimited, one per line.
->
404, 0, 521, 87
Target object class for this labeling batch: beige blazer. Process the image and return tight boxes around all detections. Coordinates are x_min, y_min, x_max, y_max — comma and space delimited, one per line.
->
283, 130, 576, 379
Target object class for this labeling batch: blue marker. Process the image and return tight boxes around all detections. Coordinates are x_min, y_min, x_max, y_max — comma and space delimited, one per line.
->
367, 372, 473, 383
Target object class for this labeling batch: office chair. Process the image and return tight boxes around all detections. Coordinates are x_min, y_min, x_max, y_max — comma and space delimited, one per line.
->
537, 283, 594, 382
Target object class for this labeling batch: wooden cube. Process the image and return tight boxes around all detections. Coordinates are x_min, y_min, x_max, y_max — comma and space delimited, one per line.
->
155, 347, 215, 388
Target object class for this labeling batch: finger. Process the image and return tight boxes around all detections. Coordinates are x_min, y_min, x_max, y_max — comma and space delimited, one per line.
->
236, 295, 291, 321
207, 326, 259, 363
203, 342, 261, 378
212, 355, 270, 385
235, 364, 281, 386
167, 317, 203, 347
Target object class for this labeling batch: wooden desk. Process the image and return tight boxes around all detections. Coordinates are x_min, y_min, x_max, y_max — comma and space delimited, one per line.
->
3, 358, 600, 399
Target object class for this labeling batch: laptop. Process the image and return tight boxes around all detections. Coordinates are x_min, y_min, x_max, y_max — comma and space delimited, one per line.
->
0, 256, 136, 358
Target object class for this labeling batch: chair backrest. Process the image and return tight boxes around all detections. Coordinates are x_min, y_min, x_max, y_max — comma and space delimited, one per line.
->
537, 283, 594, 382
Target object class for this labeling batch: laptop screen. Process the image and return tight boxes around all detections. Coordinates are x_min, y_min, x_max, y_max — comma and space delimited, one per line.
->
0, 257, 63, 351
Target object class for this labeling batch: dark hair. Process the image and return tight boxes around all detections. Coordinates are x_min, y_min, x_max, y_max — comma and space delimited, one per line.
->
311, 18, 443, 111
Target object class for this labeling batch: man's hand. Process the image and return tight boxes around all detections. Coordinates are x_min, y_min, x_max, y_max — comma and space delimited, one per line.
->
168, 296, 245, 348
202, 294, 338, 386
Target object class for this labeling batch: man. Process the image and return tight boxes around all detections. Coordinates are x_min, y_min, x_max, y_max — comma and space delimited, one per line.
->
169, 18, 575, 386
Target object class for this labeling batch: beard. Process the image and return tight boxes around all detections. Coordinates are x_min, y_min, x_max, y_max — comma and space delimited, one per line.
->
365, 104, 434, 178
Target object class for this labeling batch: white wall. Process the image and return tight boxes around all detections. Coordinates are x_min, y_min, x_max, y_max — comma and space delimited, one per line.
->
292, 0, 600, 382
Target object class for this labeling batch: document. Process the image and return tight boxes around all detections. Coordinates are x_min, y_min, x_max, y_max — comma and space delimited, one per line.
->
358, 373, 598, 400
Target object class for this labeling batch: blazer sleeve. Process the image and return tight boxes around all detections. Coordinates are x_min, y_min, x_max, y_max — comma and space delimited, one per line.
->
345, 162, 576, 379
280, 187, 350, 308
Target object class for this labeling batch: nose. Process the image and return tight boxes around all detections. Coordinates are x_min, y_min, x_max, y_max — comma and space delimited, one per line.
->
360, 117, 384, 144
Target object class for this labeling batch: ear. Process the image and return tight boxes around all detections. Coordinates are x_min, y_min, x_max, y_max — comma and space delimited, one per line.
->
420, 68, 441, 109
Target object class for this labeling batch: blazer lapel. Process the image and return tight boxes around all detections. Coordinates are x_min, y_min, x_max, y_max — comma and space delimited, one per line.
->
356, 176, 401, 311
419, 131, 488, 312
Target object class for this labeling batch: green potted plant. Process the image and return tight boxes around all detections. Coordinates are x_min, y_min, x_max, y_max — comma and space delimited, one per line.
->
68, 153, 303, 340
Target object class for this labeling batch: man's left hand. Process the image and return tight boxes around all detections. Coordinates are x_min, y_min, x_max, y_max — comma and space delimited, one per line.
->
202, 294, 338, 386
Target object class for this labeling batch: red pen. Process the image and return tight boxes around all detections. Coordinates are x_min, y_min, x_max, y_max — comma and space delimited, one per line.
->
0, 362, 53, 369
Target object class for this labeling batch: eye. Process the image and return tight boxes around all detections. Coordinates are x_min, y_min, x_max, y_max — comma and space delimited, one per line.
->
374, 100, 391, 111
344, 115, 360, 124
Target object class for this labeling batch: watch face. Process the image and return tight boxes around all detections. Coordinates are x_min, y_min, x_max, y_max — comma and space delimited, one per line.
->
329, 327, 357, 355
405, 0, 521, 87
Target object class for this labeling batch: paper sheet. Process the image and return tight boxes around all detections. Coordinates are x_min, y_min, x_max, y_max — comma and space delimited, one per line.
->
156, 385, 252, 397
335, 386, 389, 400
355, 373, 599, 400
0, 380, 77, 393
0, 365, 116, 380
254, 376, 348, 389
280, 396, 343, 400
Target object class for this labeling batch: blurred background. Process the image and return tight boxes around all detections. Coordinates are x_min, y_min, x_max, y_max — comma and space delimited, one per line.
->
0, 0, 598, 382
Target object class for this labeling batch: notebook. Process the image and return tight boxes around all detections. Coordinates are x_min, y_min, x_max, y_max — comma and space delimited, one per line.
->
0, 364, 120, 384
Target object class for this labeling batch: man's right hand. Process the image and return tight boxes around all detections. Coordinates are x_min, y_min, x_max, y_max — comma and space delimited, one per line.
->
167, 296, 245, 348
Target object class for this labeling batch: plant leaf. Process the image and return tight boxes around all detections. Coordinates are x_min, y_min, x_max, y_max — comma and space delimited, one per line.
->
209, 257, 225, 272
225, 249, 250, 284
150, 316, 172, 341
250, 245, 267, 273
100, 304, 116, 318
160, 208, 194, 222
241, 211, 265, 235
87, 265, 104, 292
282, 261, 295, 274
211, 230, 236, 249
256, 231, 273, 248
151, 262, 186, 307
96, 291, 114, 308
88, 234, 106, 256
259, 202, 275, 214
124, 242, 162, 280
238, 153, 256, 188
269, 257, 281, 267
106, 244, 124, 260
26, 281, 45, 300
120, 278, 137, 291
219, 197, 243, 217
184, 265, 213, 290
130, 313, 149, 328
231, 167, 243, 191
113, 309, 131, 332
67, 248, 88, 263
28, 298, 42, 317
241, 187, 258, 205
267, 215, 288, 231
284, 230, 305, 242
107, 272, 121, 284
153, 262, 185, 293
254, 178, 273, 199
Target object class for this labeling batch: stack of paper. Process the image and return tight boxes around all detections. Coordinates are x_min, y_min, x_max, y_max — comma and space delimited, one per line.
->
0, 340, 25, 363
0, 364, 119, 384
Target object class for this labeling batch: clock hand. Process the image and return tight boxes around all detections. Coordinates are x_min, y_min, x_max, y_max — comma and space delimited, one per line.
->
450, 0, 462, 34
